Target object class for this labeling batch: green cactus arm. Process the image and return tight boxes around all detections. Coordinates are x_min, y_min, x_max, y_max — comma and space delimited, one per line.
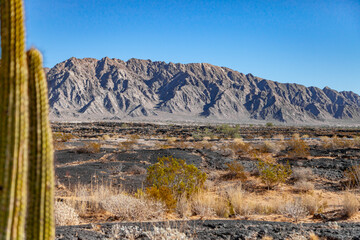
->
26, 49, 55, 240
0, 0, 29, 239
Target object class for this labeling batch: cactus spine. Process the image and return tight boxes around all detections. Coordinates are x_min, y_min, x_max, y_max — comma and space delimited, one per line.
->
26, 49, 55, 240
0, 0, 55, 240
0, 0, 29, 239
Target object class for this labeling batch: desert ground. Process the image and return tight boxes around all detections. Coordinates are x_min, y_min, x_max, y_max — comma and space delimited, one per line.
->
53, 122, 360, 240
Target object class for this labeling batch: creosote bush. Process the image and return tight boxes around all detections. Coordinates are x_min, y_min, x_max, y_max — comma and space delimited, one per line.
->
257, 161, 292, 189
146, 156, 207, 211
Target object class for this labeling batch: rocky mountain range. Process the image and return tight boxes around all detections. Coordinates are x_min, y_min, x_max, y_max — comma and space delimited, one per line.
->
47, 57, 360, 124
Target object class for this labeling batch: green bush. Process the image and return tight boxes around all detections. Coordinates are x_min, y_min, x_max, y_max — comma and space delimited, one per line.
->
257, 161, 292, 189
146, 156, 206, 210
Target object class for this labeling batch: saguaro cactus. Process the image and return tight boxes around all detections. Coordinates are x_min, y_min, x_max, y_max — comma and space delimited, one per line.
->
0, 0, 55, 240
26, 49, 55, 240
0, 0, 29, 239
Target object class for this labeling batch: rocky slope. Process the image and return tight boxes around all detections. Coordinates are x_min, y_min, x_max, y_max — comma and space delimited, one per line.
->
47, 57, 360, 123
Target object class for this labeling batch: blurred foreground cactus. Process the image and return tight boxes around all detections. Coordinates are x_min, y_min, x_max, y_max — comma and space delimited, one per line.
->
0, 0, 55, 239
26, 50, 55, 240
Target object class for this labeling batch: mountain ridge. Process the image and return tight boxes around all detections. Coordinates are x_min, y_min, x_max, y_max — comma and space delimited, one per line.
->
46, 57, 360, 124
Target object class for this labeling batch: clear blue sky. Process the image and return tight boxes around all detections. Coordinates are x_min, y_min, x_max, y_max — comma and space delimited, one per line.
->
25, 0, 360, 94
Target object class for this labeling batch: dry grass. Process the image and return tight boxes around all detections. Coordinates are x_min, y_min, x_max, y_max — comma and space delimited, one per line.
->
293, 181, 315, 193
343, 192, 359, 218
227, 185, 247, 216
101, 194, 165, 221
345, 164, 360, 188
300, 193, 328, 215
66, 183, 164, 221
190, 191, 216, 217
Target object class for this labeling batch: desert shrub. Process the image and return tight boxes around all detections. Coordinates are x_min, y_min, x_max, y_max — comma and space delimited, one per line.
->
146, 156, 206, 210
345, 164, 360, 188
280, 197, 308, 222
216, 124, 241, 139
54, 201, 80, 226
222, 160, 247, 181
257, 161, 292, 189
53, 132, 75, 142
75, 142, 101, 153
286, 134, 309, 158
343, 192, 359, 218
146, 186, 177, 211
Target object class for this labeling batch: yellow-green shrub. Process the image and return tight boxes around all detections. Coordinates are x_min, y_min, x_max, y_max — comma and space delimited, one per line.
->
146, 156, 206, 210
257, 161, 292, 189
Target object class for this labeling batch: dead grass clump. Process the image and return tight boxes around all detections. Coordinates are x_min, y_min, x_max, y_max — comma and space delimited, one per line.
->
101, 194, 165, 221
292, 167, 314, 182
258, 140, 284, 154
293, 181, 314, 193
191, 191, 216, 217
75, 142, 101, 153
227, 185, 248, 216
309, 232, 320, 240
345, 164, 360, 188
226, 138, 252, 157
301, 193, 328, 215
55, 201, 80, 226
343, 192, 359, 218
222, 161, 247, 181
249, 198, 283, 215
